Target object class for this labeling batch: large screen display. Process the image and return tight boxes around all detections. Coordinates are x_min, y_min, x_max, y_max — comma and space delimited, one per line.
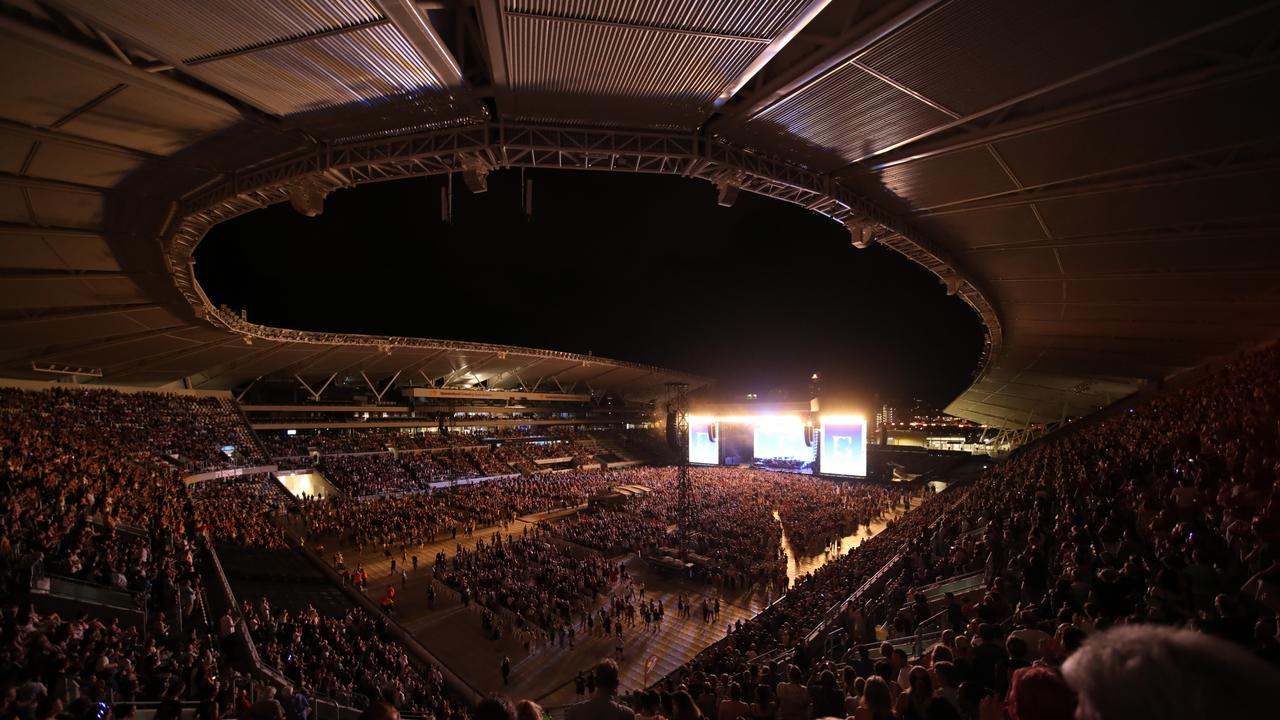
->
753, 419, 816, 472
689, 418, 719, 465
819, 416, 868, 476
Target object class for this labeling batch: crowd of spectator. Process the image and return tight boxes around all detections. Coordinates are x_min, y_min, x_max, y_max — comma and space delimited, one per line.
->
295, 472, 624, 551
1, 389, 274, 719
314, 449, 520, 497
549, 468, 908, 592
0, 602, 234, 714
441, 473, 616, 525
298, 493, 460, 551
191, 475, 288, 549
434, 526, 616, 637
0, 392, 210, 609
493, 440, 583, 465
0, 387, 262, 471
242, 597, 465, 718
0, 385, 477, 719
637, 344, 1280, 719
318, 455, 419, 496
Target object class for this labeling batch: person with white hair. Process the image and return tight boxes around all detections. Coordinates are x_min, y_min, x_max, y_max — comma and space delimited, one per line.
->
1061, 625, 1280, 719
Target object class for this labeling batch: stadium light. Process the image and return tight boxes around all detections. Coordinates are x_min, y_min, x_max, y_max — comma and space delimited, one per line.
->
461, 156, 492, 193
462, 165, 488, 193
715, 181, 740, 207
286, 177, 330, 217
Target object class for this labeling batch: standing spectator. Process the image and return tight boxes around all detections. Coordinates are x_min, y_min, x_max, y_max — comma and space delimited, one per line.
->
775, 666, 809, 720
566, 661, 634, 720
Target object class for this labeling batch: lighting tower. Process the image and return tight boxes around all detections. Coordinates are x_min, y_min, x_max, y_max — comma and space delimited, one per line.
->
666, 381, 692, 554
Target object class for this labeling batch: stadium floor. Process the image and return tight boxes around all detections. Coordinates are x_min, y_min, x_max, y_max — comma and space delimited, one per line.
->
307, 497, 919, 709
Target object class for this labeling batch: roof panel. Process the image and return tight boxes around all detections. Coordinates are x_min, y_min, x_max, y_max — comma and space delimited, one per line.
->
45, 331, 207, 366
0, 186, 29, 225
24, 187, 103, 229
1056, 299, 1280, 326
1057, 235, 1279, 277
502, 0, 818, 127
858, 0, 1262, 115
0, 231, 120, 272
993, 71, 1280, 187
0, 307, 183, 351
732, 64, 951, 170
59, 84, 241, 157
1064, 275, 1280, 303
505, 14, 763, 127
188, 23, 450, 116
871, 146, 1017, 210
1034, 170, 1280, 237
0, 276, 147, 310
971, 248, 1062, 280
0, 130, 34, 175
506, 0, 813, 38
25, 141, 145, 188
61, 0, 384, 64
1011, 317, 1273, 346
0, 30, 124, 128
914, 205, 1046, 249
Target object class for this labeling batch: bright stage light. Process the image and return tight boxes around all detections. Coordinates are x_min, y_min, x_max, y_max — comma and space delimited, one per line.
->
713, 414, 803, 426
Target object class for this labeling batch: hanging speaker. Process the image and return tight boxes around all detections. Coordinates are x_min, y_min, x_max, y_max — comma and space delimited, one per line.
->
666, 409, 678, 449
804, 425, 814, 447
708, 423, 716, 442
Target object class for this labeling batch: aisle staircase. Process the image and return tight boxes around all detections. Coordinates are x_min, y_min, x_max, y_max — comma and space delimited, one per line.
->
223, 396, 272, 464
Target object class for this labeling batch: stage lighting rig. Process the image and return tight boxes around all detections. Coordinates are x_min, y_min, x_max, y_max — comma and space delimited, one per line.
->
847, 219, 876, 249
286, 176, 331, 217
710, 170, 745, 207
715, 180, 740, 207
461, 156, 492, 193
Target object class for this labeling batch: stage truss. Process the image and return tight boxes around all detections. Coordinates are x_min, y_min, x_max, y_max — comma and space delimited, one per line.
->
164, 122, 1001, 380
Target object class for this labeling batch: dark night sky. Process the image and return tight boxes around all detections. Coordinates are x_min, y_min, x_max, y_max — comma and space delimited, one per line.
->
196, 169, 984, 409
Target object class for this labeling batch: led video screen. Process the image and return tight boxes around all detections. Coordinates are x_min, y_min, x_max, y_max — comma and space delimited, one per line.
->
753, 420, 816, 472
819, 416, 868, 477
689, 419, 719, 465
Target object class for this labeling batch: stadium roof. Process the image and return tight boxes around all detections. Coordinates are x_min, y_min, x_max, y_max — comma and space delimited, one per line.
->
0, 0, 1277, 419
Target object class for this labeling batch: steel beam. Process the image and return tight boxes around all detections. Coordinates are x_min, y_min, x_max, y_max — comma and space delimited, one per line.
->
184, 18, 394, 65
19, 323, 186, 356
503, 10, 771, 44
370, 0, 466, 87
191, 340, 299, 388
915, 155, 1280, 216
98, 334, 241, 380
714, 0, 945, 126
0, 303, 158, 327
711, 0, 836, 110
839, 1, 1280, 167
865, 55, 1280, 172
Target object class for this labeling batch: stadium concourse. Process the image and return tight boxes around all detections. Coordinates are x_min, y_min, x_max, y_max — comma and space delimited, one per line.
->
5, 2, 1280, 720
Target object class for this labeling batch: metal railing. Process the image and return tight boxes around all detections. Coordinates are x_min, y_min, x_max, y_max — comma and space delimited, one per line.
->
205, 542, 291, 689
